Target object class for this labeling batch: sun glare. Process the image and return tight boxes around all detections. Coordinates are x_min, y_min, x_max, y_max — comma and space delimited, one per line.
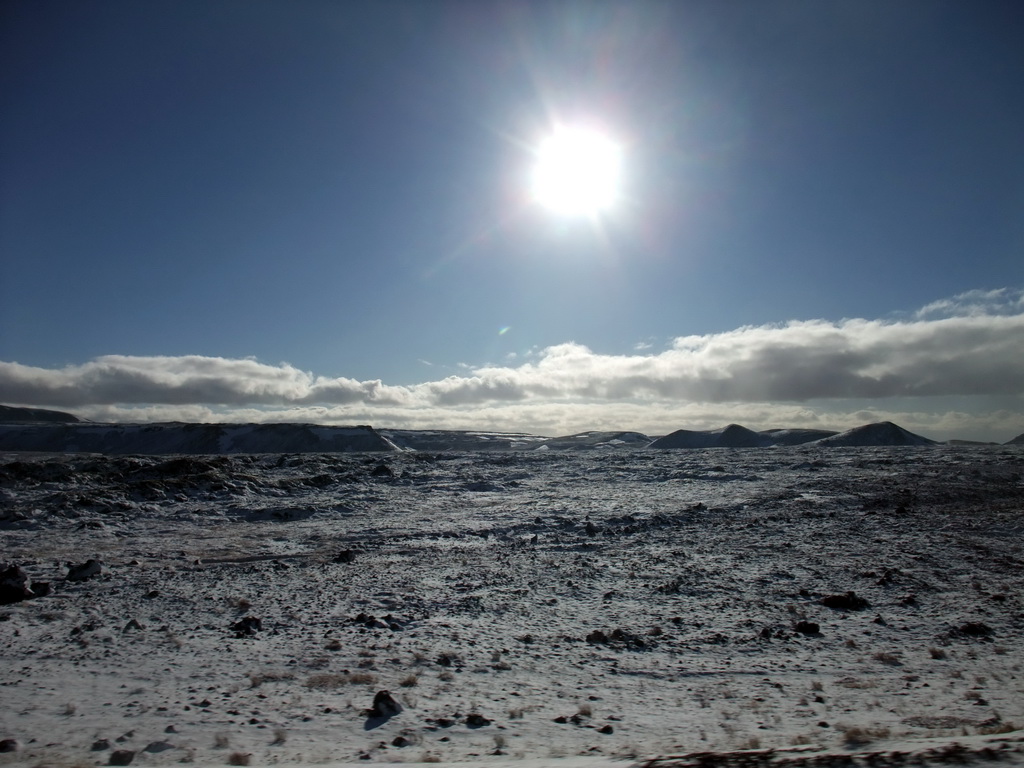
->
531, 126, 622, 217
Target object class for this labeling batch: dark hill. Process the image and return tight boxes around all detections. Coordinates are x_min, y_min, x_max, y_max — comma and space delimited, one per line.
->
758, 428, 838, 446
0, 404, 81, 423
650, 424, 771, 449
0, 422, 397, 454
814, 421, 936, 447
539, 431, 654, 450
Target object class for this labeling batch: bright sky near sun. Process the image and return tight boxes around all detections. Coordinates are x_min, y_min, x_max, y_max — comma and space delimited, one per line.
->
1, 1, 1023, 440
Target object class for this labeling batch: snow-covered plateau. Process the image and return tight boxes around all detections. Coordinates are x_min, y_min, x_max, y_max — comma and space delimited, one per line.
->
2, 444, 1023, 767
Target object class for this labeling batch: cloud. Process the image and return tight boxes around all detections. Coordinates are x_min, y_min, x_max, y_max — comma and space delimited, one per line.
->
417, 311, 1024, 405
0, 356, 414, 408
915, 287, 1024, 319
2, 289, 1022, 440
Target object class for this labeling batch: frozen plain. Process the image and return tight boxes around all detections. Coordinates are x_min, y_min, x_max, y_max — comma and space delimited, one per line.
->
2, 445, 1023, 767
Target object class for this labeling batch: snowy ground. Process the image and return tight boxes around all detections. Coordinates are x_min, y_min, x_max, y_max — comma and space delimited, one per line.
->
2, 446, 1023, 767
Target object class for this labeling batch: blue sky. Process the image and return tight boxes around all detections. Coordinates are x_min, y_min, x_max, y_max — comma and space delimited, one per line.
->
2, 1, 1023, 440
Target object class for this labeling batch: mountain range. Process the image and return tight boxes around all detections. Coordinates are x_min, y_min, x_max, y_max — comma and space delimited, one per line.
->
1, 404, 1020, 452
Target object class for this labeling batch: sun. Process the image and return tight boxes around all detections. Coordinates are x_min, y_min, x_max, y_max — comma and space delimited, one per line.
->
530, 126, 622, 217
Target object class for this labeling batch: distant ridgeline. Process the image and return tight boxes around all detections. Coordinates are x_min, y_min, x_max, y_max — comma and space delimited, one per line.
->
0, 408, 398, 454
1, 405, 1020, 453
0, 404, 81, 424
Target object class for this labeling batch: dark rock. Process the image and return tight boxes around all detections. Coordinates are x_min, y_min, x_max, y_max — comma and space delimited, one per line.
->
231, 616, 262, 636
610, 627, 647, 648
123, 618, 145, 632
92, 739, 111, 751
66, 559, 103, 582
821, 591, 870, 610
0, 564, 34, 604
391, 736, 410, 747
109, 749, 136, 765
369, 690, 402, 718
598, 724, 614, 734
465, 713, 491, 727
586, 630, 609, 644
143, 741, 174, 753
30, 581, 51, 597
353, 612, 390, 630
794, 621, 820, 635
0, 739, 17, 753
370, 463, 395, 478
958, 621, 994, 638
334, 549, 358, 563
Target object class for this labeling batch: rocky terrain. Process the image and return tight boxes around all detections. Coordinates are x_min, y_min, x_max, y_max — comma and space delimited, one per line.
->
1, 443, 1023, 766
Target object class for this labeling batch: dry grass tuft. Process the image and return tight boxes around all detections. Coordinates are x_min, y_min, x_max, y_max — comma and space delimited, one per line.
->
249, 669, 295, 688
841, 726, 890, 747
977, 721, 1017, 735
836, 677, 876, 690
928, 646, 947, 660
400, 674, 419, 688
227, 751, 251, 766
304, 671, 376, 689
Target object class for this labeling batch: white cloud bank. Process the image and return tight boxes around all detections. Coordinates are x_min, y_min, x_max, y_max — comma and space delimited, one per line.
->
3, 290, 1023, 441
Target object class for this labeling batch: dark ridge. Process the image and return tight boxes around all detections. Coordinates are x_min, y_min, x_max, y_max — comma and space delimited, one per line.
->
0, 405, 81, 423
538, 431, 654, 450
649, 424, 771, 449
758, 428, 838, 446
814, 421, 936, 447
0, 422, 397, 454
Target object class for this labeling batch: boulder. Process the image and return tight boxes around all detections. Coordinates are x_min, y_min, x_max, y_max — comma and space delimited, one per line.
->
369, 689, 402, 718
67, 559, 104, 582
